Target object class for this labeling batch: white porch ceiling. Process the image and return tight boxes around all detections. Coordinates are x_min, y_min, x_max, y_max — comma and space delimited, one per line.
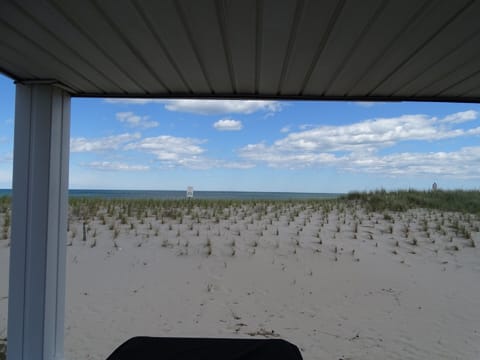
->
1, 0, 480, 102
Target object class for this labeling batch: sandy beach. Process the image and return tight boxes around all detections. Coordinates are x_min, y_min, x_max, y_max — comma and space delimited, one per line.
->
1, 195, 480, 359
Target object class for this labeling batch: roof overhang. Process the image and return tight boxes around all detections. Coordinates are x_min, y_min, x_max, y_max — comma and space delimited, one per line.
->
2, 0, 480, 102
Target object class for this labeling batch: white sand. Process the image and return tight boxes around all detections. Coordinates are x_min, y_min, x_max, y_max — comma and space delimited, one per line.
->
1, 202, 480, 359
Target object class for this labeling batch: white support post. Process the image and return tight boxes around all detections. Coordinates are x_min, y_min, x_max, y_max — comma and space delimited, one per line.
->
8, 84, 70, 360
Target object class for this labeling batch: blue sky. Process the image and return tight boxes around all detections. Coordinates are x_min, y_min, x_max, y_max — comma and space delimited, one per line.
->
1, 74, 479, 192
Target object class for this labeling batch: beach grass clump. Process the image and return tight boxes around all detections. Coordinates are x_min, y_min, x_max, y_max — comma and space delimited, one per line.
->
445, 244, 460, 252
204, 237, 213, 256
82, 222, 87, 241
461, 227, 471, 240
421, 218, 428, 233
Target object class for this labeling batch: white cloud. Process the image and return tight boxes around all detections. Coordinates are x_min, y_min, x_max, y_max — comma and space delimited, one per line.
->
125, 135, 206, 162
84, 161, 150, 171
466, 127, 480, 135
345, 147, 480, 179
213, 119, 243, 131
263, 113, 479, 154
70, 133, 141, 152
105, 98, 283, 115
353, 101, 378, 108
440, 110, 477, 124
167, 157, 254, 170
126, 135, 254, 170
70, 131, 254, 171
280, 126, 291, 133
238, 110, 480, 178
116, 112, 158, 128
239, 143, 341, 168
240, 143, 480, 179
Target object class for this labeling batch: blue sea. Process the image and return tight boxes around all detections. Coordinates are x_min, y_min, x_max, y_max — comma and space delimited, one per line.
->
0, 189, 341, 200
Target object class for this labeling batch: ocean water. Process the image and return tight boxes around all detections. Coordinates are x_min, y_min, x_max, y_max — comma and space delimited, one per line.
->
0, 189, 341, 200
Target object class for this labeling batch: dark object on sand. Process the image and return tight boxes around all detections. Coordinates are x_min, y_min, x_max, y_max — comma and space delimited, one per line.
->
106, 336, 303, 360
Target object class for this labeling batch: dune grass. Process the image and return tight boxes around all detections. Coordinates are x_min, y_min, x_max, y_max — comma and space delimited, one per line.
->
343, 190, 480, 215
0, 191, 479, 234
66, 197, 338, 223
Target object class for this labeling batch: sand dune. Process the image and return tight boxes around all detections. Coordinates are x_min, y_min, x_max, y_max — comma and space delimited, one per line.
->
1, 199, 480, 359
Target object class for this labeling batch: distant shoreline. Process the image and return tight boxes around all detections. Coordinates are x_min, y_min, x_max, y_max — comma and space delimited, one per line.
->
0, 189, 343, 200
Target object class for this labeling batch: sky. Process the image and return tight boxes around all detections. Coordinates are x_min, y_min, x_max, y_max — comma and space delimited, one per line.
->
0, 74, 479, 193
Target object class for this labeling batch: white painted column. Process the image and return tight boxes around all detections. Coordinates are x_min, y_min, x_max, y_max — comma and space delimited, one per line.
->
8, 84, 70, 360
